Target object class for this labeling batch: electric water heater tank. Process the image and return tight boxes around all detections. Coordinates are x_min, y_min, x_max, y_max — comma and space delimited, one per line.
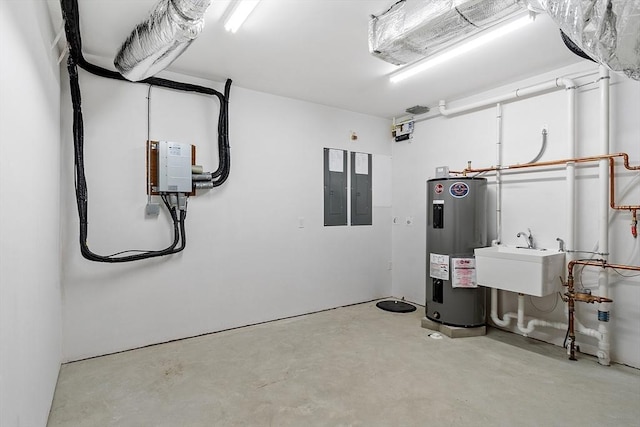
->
426, 177, 487, 327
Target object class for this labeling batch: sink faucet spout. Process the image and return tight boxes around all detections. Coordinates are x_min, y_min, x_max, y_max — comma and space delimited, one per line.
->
517, 228, 535, 249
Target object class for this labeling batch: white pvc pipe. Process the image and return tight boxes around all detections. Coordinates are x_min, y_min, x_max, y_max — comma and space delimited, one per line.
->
515, 294, 566, 335
576, 317, 602, 340
439, 79, 563, 116
490, 288, 513, 327
597, 66, 611, 365
494, 103, 503, 246
491, 288, 602, 340
562, 78, 577, 260
519, 318, 568, 336
517, 294, 526, 330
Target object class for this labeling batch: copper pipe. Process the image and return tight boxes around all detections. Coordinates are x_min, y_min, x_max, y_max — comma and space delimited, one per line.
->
451, 153, 640, 234
568, 259, 640, 276
564, 259, 639, 361
456, 152, 638, 175
609, 157, 639, 210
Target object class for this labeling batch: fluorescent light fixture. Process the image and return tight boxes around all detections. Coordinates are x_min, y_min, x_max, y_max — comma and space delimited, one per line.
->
224, 0, 261, 33
390, 15, 533, 84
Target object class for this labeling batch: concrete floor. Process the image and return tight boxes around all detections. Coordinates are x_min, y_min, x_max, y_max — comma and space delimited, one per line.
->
48, 301, 640, 426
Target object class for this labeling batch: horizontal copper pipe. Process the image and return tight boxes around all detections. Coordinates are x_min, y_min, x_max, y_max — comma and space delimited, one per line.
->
568, 259, 640, 275
456, 152, 637, 175
450, 153, 640, 213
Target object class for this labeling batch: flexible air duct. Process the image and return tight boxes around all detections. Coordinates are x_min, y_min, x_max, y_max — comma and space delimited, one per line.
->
523, 1, 640, 80
114, 0, 211, 81
369, 0, 525, 66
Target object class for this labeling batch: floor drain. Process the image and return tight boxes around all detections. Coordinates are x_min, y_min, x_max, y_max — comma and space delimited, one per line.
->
376, 300, 417, 313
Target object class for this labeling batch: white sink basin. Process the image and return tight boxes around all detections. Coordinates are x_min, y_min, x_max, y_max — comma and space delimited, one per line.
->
474, 246, 566, 297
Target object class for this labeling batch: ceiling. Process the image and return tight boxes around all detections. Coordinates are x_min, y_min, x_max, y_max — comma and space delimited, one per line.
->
46, 0, 585, 119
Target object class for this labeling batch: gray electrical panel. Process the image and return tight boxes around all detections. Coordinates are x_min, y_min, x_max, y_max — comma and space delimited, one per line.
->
351, 152, 372, 226
324, 148, 347, 226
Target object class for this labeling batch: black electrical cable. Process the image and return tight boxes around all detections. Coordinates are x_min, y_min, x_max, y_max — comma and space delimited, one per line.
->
210, 79, 232, 185
60, 0, 231, 262
69, 57, 182, 260
563, 324, 570, 348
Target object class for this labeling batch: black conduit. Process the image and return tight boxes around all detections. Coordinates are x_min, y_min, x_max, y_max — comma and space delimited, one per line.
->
60, 0, 231, 262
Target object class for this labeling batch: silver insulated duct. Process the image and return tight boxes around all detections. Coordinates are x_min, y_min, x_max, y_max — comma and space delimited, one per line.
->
524, 0, 640, 80
369, 0, 525, 66
114, 0, 211, 82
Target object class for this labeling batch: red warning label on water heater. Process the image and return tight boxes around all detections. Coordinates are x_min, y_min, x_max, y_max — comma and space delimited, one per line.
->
434, 183, 444, 194
449, 182, 470, 198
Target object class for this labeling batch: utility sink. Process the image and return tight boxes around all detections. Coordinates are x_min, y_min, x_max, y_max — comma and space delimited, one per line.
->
474, 246, 565, 297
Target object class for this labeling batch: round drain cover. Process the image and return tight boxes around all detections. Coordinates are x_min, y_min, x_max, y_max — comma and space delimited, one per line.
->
376, 300, 417, 313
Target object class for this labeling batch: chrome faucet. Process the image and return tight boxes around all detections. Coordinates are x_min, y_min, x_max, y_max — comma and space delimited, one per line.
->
517, 228, 535, 249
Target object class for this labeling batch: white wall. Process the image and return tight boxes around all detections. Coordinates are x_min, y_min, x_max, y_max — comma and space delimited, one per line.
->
392, 62, 640, 367
59, 67, 393, 361
0, 1, 62, 426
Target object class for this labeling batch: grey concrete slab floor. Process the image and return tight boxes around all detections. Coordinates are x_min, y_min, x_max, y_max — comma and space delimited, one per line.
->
48, 300, 640, 426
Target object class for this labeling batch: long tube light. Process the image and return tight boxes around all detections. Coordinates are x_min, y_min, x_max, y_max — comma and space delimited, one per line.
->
390, 15, 534, 84
224, 0, 261, 33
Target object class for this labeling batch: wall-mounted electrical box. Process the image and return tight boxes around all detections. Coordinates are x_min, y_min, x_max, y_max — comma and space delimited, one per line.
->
147, 141, 196, 195
392, 118, 414, 142
158, 141, 192, 192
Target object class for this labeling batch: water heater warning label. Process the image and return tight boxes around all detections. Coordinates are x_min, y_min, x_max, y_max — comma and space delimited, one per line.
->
452, 258, 477, 288
429, 253, 449, 280
434, 183, 444, 194
449, 181, 469, 198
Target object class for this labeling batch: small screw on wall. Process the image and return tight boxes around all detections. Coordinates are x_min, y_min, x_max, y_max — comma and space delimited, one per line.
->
350, 131, 358, 141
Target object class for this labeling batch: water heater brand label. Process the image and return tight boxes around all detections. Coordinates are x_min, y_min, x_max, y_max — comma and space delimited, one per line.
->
449, 182, 470, 198
434, 183, 444, 194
